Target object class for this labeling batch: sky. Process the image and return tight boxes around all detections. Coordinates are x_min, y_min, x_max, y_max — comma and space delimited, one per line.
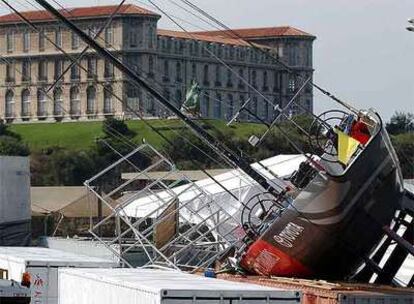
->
3, 0, 414, 121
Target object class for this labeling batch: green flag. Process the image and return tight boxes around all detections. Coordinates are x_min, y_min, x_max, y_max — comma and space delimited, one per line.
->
181, 81, 200, 115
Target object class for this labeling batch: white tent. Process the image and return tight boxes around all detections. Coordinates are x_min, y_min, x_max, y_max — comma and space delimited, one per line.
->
122, 154, 306, 221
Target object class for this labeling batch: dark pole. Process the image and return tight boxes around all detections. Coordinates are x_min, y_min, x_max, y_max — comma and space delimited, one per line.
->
33, 0, 285, 198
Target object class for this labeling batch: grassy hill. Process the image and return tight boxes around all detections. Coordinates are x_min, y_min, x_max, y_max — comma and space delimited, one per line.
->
10, 119, 266, 152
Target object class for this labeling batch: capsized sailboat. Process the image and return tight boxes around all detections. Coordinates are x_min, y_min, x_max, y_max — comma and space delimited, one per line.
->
238, 110, 405, 279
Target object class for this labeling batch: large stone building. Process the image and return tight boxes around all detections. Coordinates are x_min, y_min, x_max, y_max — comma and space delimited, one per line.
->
0, 4, 315, 123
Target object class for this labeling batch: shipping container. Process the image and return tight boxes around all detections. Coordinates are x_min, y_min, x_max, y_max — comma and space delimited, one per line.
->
219, 275, 414, 304
59, 268, 302, 304
0, 156, 31, 246
0, 247, 118, 304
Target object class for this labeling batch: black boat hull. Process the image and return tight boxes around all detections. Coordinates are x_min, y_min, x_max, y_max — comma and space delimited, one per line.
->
240, 120, 405, 280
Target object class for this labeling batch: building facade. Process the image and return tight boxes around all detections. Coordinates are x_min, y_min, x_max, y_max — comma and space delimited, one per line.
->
0, 4, 315, 123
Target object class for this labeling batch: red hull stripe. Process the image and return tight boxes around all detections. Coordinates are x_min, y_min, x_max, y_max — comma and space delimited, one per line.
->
240, 240, 313, 277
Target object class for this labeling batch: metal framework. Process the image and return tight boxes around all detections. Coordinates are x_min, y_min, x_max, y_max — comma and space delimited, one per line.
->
85, 143, 246, 271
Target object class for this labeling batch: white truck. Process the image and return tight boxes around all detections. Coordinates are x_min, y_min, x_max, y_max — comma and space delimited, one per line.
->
0, 247, 117, 304
0, 279, 31, 304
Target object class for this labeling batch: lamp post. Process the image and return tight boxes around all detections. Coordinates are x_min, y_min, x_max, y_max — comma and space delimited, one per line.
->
407, 18, 414, 32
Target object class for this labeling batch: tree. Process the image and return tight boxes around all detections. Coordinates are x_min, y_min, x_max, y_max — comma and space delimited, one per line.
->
386, 112, 414, 135
0, 136, 30, 156
0, 120, 29, 156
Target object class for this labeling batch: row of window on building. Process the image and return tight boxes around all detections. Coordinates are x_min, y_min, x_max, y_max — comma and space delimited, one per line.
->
4, 58, 115, 83
4, 86, 113, 119
4, 22, 158, 53
5, 26, 114, 53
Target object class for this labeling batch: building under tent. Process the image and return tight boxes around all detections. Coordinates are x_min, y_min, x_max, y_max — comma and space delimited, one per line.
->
31, 186, 116, 238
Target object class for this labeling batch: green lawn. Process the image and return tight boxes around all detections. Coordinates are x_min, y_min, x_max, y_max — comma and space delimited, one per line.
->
10, 119, 266, 152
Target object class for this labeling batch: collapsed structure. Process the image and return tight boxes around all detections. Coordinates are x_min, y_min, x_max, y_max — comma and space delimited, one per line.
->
1, 0, 412, 289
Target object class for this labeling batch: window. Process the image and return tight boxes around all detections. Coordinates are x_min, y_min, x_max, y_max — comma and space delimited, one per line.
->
203, 64, 209, 85
129, 29, 138, 47
148, 56, 154, 77
262, 102, 269, 120
22, 60, 31, 82
70, 86, 80, 116
6, 31, 14, 53
288, 77, 296, 92
274, 71, 281, 92
39, 30, 45, 51
226, 94, 234, 120
72, 32, 80, 49
55, 29, 62, 48
202, 92, 209, 117
215, 65, 221, 86
163, 60, 169, 81
87, 57, 97, 79
104, 60, 114, 78
176, 61, 182, 82
251, 70, 257, 88
21, 89, 30, 117
238, 68, 244, 88
214, 93, 222, 119
148, 26, 154, 49
37, 89, 47, 117
5, 90, 14, 118
175, 90, 182, 107
87, 26, 97, 38
53, 88, 63, 116
86, 86, 96, 114
191, 63, 197, 81
252, 96, 258, 117
38, 60, 48, 81
23, 32, 30, 52
71, 64, 80, 80
54, 60, 63, 80
263, 71, 268, 91
6, 62, 15, 83
105, 27, 113, 47
226, 69, 232, 87
104, 86, 113, 114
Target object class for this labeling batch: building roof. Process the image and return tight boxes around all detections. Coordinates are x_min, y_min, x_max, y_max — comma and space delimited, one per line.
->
0, 4, 159, 24
193, 26, 315, 39
157, 29, 251, 47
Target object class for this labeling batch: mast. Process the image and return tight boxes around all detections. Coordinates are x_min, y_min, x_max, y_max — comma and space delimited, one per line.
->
33, 0, 286, 198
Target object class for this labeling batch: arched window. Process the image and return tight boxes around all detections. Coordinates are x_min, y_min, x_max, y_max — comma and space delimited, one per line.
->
53, 88, 63, 116
262, 101, 269, 121
70, 86, 80, 116
213, 93, 222, 119
226, 94, 234, 120
252, 96, 258, 120
215, 65, 221, 85
148, 56, 154, 76
21, 89, 30, 117
103, 86, 113, 114
37, 89, 47, 117
201, 91, 209, 117
251, 70, 257, 88
5, 90, 14, 118
191, 63, 197, 81
203, 64, 209, 84
86, 86, 96, 114
176, 61, 182, 82
175, 89, 182, 107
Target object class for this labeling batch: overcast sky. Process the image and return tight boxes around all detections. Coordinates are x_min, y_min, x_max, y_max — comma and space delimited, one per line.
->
3, 0, 413, 120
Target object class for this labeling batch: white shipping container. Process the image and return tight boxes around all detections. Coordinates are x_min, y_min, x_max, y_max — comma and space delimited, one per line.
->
59, 268, 302, 304
0, 247, 118, 304
0, 156, 31, 223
